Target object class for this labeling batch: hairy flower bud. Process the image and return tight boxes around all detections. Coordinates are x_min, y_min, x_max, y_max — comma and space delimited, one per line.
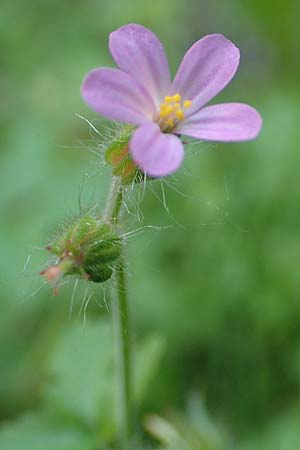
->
105, 125, 144, 184
42, 216, 122, 284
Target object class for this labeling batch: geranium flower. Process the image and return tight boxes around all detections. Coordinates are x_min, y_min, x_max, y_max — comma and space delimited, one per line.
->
81, 24, 262, 177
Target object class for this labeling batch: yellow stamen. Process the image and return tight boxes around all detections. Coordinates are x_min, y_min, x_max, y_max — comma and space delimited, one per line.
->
159, 110, 168, 118
164, 96, 173, 103
172, 93, 181, 102
175, 109, 185, 120
158, 94, 191, 130
165, 118, 174, 128
159, 105, 173, 118
183, 100, 192, 109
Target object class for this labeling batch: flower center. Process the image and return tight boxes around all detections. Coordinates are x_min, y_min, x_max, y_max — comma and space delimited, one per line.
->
157, 93, 192, 132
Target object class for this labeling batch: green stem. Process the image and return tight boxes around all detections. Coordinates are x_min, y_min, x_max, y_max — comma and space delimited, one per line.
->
113, 254, 133, 448
104, 176, 133, 448
103, 176, 123, 224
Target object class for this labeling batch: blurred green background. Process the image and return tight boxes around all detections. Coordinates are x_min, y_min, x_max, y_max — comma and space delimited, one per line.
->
1, 0, 300, 449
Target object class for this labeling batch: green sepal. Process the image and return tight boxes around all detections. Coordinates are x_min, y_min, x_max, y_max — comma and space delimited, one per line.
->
83, 264, 113, 283
105, 125, 144, 185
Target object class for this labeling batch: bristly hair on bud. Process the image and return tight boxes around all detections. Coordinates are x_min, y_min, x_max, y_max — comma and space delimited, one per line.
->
41, 215, 122, 288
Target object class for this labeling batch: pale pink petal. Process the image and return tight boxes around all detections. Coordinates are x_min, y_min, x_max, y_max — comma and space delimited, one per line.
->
109, 24, 171, 106
81, 67, 156, 125
171, 34, 240, 115
130, 123, 184, 177
176, 103, 262, 142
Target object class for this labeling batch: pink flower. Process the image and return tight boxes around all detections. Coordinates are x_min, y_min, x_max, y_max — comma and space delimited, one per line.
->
81, 24, 262, 178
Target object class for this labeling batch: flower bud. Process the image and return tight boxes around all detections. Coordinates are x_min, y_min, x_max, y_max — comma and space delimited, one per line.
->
105, 125, 144, 184
42, 216, 122, 284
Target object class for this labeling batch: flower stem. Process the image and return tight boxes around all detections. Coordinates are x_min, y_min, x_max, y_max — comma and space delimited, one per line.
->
103, 176, 123, 224
113, 253, 133, 448
104, 176, 133, 448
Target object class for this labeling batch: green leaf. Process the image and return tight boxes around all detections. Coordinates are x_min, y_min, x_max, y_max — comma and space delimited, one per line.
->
43, 318, 165, 440
241, 407, 300, 450
0, 412, 94, 450
135, 334, 166, 404
43, 320, 114, 433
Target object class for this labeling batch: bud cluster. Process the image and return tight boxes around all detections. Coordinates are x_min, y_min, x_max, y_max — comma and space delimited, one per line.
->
41, 216, 122, 285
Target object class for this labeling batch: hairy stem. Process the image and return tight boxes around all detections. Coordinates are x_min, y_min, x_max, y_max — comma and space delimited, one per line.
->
103, 176, 123, 223
104, 176, 133, 448
113, 253, 133, 448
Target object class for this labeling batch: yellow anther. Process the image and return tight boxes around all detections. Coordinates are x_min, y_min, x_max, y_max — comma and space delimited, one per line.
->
172, 93, 181, 102
183, 100, 192, 109
175, 109, 185, 121
164, 96, 173, 103
158, 94, 191, 129
159, 110, 169, 119
159, 105, 173, 118
165, 118, 174, 128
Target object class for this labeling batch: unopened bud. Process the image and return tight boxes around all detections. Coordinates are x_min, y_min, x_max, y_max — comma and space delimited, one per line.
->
41, 216, 122, 284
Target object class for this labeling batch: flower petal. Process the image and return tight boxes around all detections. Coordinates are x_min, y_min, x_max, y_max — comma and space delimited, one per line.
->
176, 103, 262, 142
109, 24, 171, 106
171, 34, 240, 114
81, 67, 156, 125
130, 123, 184, 177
